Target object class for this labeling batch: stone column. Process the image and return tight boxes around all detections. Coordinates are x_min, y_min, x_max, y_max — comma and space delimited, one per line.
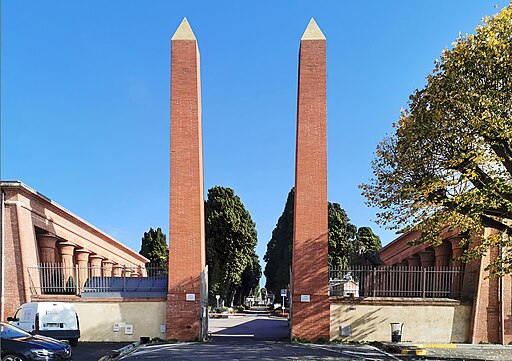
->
396, 261, 408, 297
58, 242, 76, 293
418, 250, 435, 268
37, 234, 58, 294
89, 255, 104, 278
75, 249, 91, 293
418, 250, 435, 297
167, 17, 206, 341
112, 264, 123, 277
448, 237, 464, 267
138, 265, 147, 277
37, 234, 58, 264
406, 256, 422, 295
124, 268, 132, 278
406, 256, 421, 268
102, 260, 114, 277
434, 243, 452, 268
434, 244, 452, 296
448, 237, 464, 297
292, 18, 329, 341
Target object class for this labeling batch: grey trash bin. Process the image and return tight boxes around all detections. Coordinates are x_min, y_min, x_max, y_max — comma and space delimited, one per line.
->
390, 322, 403, 342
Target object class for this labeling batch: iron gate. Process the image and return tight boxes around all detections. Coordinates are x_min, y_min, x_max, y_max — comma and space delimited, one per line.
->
199, 265, 209, 341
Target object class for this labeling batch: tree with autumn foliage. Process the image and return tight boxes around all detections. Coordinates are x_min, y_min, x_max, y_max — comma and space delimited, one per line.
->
361, 6, 512, 275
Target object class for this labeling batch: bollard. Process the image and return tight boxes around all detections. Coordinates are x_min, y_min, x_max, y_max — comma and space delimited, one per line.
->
390, 322, 403, 342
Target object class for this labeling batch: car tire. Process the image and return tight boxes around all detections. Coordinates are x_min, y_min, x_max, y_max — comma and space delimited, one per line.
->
69, 338, 79, 346
2, 354, 28, 361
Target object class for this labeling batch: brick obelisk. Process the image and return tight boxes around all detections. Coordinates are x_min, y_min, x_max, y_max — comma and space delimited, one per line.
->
291, 18, 330, 341
167, 18, 205, 341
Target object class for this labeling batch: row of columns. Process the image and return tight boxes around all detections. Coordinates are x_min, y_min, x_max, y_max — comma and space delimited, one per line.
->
388, 238, 466, 298
391, 238, 465, 269
37, 233, 144, 282
37, 234, 141, 277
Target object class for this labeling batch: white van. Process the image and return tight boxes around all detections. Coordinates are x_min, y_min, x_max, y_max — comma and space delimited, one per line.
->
8, 302, 80, 346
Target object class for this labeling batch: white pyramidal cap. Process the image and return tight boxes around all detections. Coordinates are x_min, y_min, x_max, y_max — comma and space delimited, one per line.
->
172, 17, 196, 40
301, 18, 325, 40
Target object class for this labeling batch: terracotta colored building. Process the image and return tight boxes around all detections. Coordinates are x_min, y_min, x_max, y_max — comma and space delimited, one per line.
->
379, 228, 512, 344
0, 181, 148, 320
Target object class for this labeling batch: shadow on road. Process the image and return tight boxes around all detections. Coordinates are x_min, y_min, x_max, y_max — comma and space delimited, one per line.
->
210, 316, 289, 342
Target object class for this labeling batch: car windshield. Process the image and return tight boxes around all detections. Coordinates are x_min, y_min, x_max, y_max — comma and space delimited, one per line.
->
0, 322, 31, 339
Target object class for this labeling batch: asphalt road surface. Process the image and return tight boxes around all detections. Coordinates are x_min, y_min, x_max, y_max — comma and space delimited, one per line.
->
120, 339, 402, 360
119, 315, 400, 360
73, 342, 131, 361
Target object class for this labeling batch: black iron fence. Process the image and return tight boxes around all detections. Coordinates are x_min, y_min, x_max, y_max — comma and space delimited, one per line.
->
28, 263, 167, 296
329, 265, 469, 299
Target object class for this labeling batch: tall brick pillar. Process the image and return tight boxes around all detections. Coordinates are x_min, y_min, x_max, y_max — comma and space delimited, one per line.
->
167, 17, 205, 341
291, 18, 330, 341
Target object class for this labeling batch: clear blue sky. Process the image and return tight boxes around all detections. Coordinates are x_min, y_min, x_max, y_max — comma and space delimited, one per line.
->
2, 1, 508, 280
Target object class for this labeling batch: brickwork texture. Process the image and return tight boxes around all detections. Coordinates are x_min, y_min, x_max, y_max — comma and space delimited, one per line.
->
291, 22, 330, 341
167, 20, 206, 341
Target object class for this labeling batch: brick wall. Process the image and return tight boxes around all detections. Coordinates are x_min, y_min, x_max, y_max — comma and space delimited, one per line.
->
470, 245, 512, 344
1, 198, 26, 319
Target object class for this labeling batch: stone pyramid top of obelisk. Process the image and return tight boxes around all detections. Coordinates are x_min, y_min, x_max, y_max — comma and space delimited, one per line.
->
172, 17, 196, 40
301, 18, 325, 40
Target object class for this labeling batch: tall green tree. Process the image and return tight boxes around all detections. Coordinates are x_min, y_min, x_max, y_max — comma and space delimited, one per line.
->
350, 227, 383, 267
139, 227, 168, 270
264, 188, 378, 295
328, 202, 357, 268
205, 186, 259, 306
264, 188, 294, 297
361, 6, 512, 275
234, 253, 262, 305
354, 227, 382, 253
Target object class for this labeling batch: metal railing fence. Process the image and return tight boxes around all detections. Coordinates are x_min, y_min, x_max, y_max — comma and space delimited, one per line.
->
329, 265, 469, 299
28, 263, 167, 295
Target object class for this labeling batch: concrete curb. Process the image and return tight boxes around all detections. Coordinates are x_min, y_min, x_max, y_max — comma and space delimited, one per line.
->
453, 343, 512, 349
209, 313, 247, 318
98, 341, 141, 361
375, 341, 427, 356
411, 343, 457, 349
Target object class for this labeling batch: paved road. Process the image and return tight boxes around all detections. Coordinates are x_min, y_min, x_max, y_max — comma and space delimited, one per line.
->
120, 315, 400, 360
209, 314, 289, 340
73, 342, 131, 361
120, 339, 401, 360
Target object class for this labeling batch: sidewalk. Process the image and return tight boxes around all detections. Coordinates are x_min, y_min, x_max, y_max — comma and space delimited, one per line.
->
377, 341, 512, 360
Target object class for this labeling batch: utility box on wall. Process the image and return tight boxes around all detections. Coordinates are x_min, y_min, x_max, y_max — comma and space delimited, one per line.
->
339, 325, 352, 337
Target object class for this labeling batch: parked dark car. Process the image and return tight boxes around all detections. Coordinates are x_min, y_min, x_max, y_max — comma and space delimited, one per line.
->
0, 322, 72, 361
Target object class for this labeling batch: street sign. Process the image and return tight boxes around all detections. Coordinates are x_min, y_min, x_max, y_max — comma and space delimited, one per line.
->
215, 295, 220, 300
280, 289, 287, 297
